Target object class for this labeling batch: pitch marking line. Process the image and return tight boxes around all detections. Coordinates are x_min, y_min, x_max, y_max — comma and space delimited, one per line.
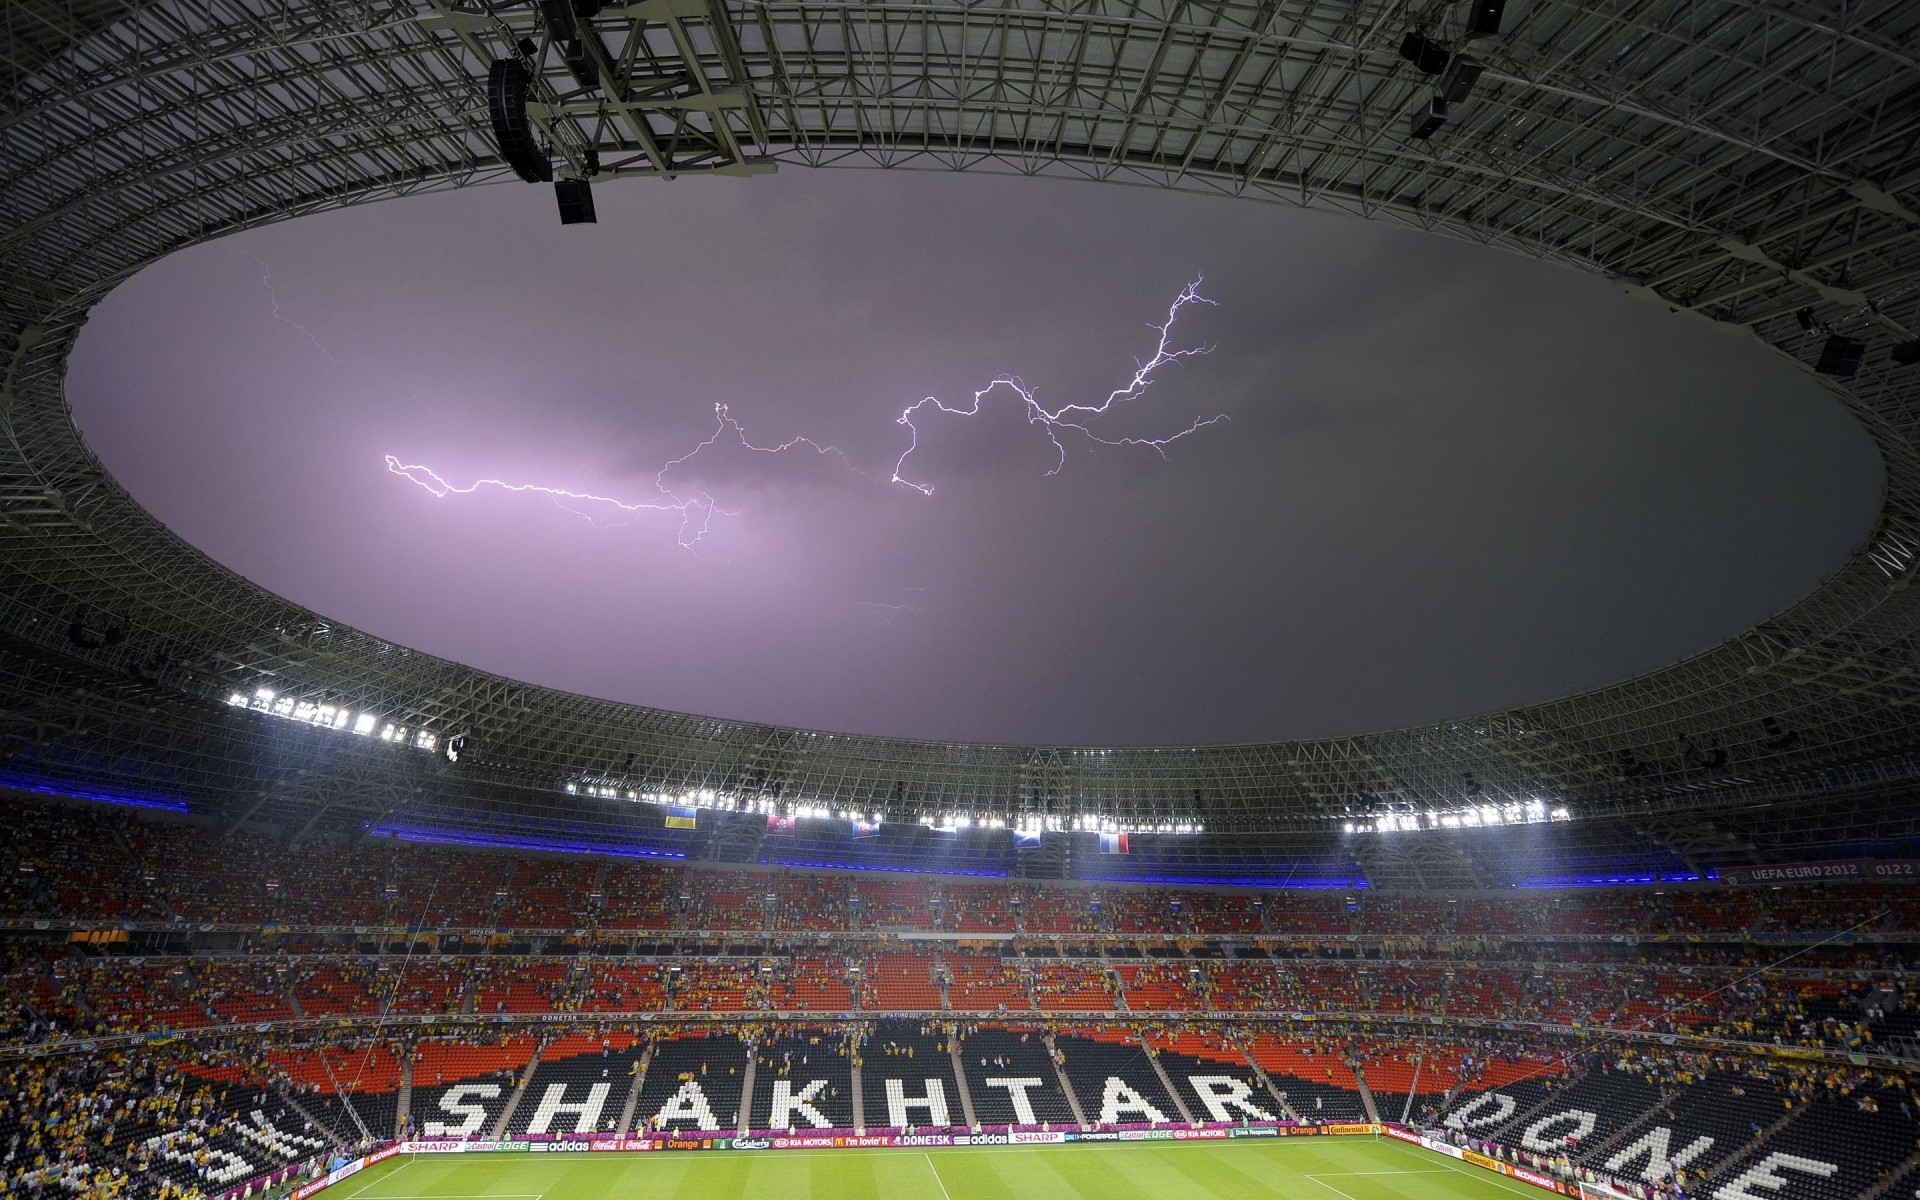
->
926, 1152, 956, 1200
1308, 1175, 1367, 1200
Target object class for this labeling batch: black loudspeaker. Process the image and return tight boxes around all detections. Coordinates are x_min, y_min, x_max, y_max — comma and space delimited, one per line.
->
1410, 95, 1449, 140
1815, 335, 1865, 377
1465, 0, 1506, 38
555, 179, 597, 225
1440, 54, 1483, 102
487, 59, 553, 183
1398, 31, 1450, 75
1892, 340, 1920, 366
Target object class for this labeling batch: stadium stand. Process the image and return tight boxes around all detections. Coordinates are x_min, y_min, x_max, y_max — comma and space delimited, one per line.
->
4, 792, 1920, 1200
957, 1026, 1079, 1127
1055, 1032, 1184, 1127
634, 1031, 748, 1132
506, 1033, 643, 1135
862, 1020, 963, 1130
752, 1028, 857, 1131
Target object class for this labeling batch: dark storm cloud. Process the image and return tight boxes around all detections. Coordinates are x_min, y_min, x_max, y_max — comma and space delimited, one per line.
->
66, 169, 1880, 745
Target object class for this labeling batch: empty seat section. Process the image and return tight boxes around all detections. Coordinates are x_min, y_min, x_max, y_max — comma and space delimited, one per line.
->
1242, 1035, 1368, 1121
959, 1027, 1077, 1127
1147, 1034, 1279, 1123
771, 957, 854, 1011
583, 961, 665, 1012
634, 1031, 747, 1132
1055, 1032, 1182, 1127
1591, 1069, 1793, 1184
949, 955, 1029, 1012
506, 1032, 643, 1135
1718, 1088, 1916, 1200
862, 954, 942, 1009
1031, 962, 1114, 1011
752, 1028, 856, 1131
410, 1036, 539, 1138
862, 1020, 963, 1131
1484, 1063, 1665, 1150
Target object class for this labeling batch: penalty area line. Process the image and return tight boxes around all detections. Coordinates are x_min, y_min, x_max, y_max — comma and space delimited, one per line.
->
1308, 1175, 1367, 1200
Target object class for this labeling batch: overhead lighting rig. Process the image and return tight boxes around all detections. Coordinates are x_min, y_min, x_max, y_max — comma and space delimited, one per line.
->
432, 0, 775, 223
559, 774, 1205, 838
225, 683, 443, 754
1341, 799, 1570, 834
1400, 1, 1504, 142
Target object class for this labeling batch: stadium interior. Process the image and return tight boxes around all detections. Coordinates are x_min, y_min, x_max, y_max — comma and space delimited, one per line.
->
2, 787, 1917, 1199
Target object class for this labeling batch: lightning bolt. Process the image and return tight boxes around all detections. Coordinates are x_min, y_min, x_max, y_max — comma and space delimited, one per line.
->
855, 587, 930, 625
888, 276, 1225, 495
236, 249, 421, 401
385, 402, 856, 549
240, 261, 1226, 550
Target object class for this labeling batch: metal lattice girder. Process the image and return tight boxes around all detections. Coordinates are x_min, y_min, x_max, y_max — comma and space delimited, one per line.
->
2, 0, 1920, 848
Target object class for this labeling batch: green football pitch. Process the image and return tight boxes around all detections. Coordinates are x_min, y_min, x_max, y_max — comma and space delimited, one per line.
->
329, 1135, 1541, 1200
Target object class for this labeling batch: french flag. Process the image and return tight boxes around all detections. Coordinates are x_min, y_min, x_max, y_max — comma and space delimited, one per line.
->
1098, 832, 1129, 855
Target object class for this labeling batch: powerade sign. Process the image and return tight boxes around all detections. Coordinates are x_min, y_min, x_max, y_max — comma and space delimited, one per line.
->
1067, 1129, 1175, 1142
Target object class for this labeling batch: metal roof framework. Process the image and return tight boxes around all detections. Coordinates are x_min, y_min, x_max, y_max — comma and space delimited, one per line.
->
1, 0, 1918, 866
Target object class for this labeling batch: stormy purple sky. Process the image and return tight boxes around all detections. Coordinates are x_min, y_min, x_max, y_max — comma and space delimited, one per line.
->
68, 169, 1879, 746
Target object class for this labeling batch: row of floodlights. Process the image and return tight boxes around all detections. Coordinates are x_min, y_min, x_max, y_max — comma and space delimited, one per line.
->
565, 783, 820, 814
562, 779, 1204, 836
226, 687, 439, 754
922, 814, 1204, 835
1342, 799, 1569, 833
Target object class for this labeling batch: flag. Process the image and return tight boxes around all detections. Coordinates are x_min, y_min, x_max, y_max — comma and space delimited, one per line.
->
1098, 832, 1129, 854
1013, 829, 1043, 849
850, 820, 881, 839
664, 806, 698, 830
766, 814, 797, 834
